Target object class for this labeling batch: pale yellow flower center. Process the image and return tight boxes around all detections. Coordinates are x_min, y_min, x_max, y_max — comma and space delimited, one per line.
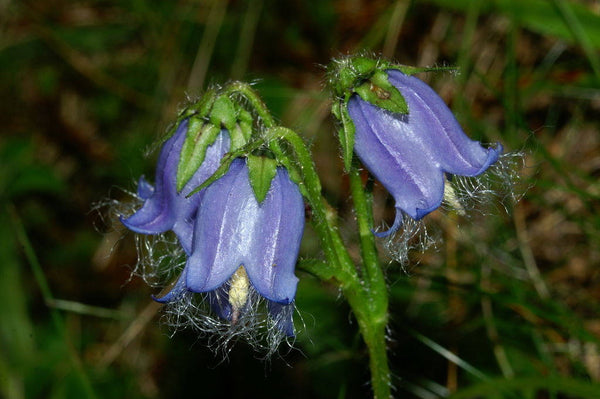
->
229, 266, 250, 325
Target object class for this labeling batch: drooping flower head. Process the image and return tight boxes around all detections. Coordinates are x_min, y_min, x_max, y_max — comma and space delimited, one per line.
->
329, 56, 503, 237
120, 91, 305, 345
155, 158, 305, 337
121, 118, 230, 253
348, 69, 501, 235
120, 93, 254, 254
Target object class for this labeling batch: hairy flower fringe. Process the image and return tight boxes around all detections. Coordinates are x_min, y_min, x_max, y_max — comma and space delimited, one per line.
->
133, 233, 186, 288
160, 287, 296, 358
382, 213, 439, 271
382, 151, 525, 269
107, 183, 296, 356
98, 185, 187, 288
442, 150, 527, 216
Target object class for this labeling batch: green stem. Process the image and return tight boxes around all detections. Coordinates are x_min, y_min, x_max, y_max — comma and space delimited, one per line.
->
347, 162, 391, 399
223, 83, 392, 398
270, 127, 391, 398
267, 127, 357, 278
359, 316, 391, 399
348, 161, 383, 288
223, 81, 276, 127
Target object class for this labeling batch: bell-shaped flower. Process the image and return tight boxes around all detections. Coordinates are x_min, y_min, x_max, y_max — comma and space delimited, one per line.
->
155, 158, 305, 336
347, 69, 501, 236
120, 119, 230, 253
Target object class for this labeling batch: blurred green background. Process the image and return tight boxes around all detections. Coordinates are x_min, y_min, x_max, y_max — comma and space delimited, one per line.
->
2, 0, 600, 398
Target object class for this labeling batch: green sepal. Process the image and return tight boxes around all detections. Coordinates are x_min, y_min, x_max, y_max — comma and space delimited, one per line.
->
176, 119, 221, 192
350, 56, 380, 75
228, 107, 253, 150
331, 99, 341, 120
266, 137, 305, 197
391, 64, 459, 76
335, 99, 356, 171
228, 123, 248, 152
247, 155, 277, 204
188, 87, 218, 116
186, 140, 264, 198
354, 69, 408, 115
283, 163, 304, 197
236, 108, 254, 142
328, 55, 386, 98
209, 95, 237, 131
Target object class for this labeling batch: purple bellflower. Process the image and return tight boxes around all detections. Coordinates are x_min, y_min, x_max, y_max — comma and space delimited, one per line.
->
121, 119, 230, 254
348, 69, 502, 236
155, 158, 305, 336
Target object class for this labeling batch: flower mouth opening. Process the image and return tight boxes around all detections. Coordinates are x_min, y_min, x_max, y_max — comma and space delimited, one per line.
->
156, 283, 296, 356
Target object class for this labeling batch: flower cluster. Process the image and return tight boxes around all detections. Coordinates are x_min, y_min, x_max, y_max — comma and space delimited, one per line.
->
120, 104, 305, 348
117, 56, 518, 356
110, 56, 520, 399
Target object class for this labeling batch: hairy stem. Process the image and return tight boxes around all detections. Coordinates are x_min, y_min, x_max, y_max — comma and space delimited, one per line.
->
272, 126, 391, 398
223, 81, 276, 127
348, 162, 391, 399
226, 83, 392, 398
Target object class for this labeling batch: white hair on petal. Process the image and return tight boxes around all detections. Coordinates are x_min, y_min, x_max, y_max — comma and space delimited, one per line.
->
98, 182, 186, 288
383, 212, 439, 271
160, 284, 295, 358
132, 233, 185, 288
381, 151, 525, 269
442, 150, 527, 216
101, 180, 295, 357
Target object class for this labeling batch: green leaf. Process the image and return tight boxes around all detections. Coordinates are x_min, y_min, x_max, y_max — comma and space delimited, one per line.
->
176, 120, 220, 192
354, 69, 408, 114
247, 155, 277, 204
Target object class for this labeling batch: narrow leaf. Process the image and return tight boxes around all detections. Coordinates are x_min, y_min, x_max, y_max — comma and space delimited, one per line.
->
428, 0, 600, 49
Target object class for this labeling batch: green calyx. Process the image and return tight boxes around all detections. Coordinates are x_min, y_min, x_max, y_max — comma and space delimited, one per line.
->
175, 82, 306, 207
332, 100, 356, 172
176, 91, 253, 192
328, 55, 412, 171
328, 55, 408, 116
209, 95, 237, 132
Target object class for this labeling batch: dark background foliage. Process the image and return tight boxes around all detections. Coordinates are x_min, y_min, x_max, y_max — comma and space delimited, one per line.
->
2, 0, 600, 398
